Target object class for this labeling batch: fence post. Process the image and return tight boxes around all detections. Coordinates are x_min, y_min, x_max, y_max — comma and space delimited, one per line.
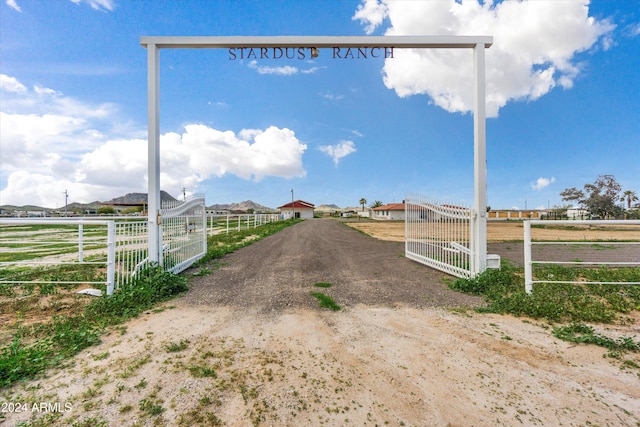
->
202, 206, 207, 256
78, 224, 84, 262
106, 221, 116, 296
524, 220, 533, 294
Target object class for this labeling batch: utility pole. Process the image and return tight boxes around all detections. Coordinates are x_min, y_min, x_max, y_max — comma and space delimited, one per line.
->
64, 190, 69, 217
291, 189, 295, 220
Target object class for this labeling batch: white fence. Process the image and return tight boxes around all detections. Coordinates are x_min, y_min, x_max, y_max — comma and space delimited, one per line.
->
524, 219, 640, 294
0, 218, 117, 295
405, 194, 474, 278
207, 213, 282, 235
0, 203, 285, 295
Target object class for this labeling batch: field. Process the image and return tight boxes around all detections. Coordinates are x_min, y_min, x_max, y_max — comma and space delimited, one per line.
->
2, 219, 639, 426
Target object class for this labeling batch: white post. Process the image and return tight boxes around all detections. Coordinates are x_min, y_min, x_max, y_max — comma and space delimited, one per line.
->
147, 42, 162, 265
202, 206, 207, 256
78, 224, 84, 262
106, 221, 116, 296
524, 220, 533, 294
472, 43, 488, 276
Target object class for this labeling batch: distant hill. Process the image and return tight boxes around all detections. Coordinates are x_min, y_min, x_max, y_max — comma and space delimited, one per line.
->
105, 191, 176, 205
1, 194, 278, 214
0, 204, 50, 211
315, 204, 342, 212
208, 200, 274, 212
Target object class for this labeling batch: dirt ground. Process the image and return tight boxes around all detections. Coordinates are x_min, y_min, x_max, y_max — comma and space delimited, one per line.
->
2, 219, 639, 426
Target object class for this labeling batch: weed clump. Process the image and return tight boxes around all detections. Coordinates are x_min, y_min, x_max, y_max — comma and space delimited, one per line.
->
311, 292, 341, 311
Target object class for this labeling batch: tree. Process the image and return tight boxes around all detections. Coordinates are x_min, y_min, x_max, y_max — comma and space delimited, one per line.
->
560, 174, 624, 219
359, 198, 367, 212
621, 190, 638, 210
369, 200, 383, 208
98, 206, 116, 215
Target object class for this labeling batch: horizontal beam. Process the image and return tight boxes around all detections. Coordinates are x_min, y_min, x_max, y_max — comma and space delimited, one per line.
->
140, 35, 493, 49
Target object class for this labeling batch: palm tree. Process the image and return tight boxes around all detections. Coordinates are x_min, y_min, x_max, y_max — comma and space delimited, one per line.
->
622, 190, 638, 209
359, 198, 367, 212
369, 200, 383, 208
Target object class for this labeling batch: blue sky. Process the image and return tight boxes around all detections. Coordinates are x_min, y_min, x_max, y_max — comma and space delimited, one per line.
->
1, 0, 638, 210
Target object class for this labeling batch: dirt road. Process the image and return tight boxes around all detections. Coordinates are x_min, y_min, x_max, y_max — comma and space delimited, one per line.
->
3, 219, 639, 426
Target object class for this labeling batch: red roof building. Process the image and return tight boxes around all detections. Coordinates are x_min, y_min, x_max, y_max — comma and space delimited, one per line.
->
371, 202, 405, 220
277, 200, 315, 219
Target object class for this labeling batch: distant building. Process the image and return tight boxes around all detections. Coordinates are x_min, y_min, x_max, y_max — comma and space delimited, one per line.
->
371, 203, 405, 220
566, 207, 589, 219
278, 200, 315, 219
487, 209, 549, 220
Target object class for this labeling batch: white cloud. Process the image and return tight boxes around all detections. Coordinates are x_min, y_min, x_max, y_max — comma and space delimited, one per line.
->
0, 74, 27, 93
248, 61, 298, 76
531, 176, 556, 191
69, 0, 115, 12
628, 22, 640, 37
353, 0, 388, 34
319, 140, 357, 166
353, 0, 615, 117
247, 61, 320, 76
5, 0, 21, 12
0, 75, 308, 207
320, 92, 345, 101
6, 0, 115, 12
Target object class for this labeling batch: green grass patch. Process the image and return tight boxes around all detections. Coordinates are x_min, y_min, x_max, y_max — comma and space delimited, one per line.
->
448, 263, 640, 323
311, 292, 341, 311
447, 262, 640, 354
552, 323, 640, 356
313, 282, 332, 288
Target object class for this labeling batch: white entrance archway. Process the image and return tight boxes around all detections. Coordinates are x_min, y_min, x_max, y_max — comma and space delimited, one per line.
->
140, 35, 493, 274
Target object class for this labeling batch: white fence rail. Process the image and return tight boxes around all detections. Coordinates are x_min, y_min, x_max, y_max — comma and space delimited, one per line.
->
1, 205, 285, 296
405, 194, 474, 278
207, 213, 282, 235
0, 218, 117, 295
524, 219, 640, 294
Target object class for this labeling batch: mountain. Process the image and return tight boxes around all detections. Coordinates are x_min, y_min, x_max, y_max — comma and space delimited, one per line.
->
315, 204, 342, 212
105, 191, 177, 205
1, 194, 277, 214
207, 200, 274, 212
0, 204, 50, 211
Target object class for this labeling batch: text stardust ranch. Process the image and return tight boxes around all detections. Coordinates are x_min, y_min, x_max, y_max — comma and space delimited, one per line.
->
228, 47, 395, 60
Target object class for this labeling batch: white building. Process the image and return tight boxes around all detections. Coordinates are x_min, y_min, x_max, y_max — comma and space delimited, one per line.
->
278, 200, 315, 219
566, 207, 589, 219
371, 203, 405, 220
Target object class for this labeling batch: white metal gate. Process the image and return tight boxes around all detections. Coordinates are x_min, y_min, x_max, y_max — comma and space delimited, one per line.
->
160, 195, 207, 274
405, 194, 474, 278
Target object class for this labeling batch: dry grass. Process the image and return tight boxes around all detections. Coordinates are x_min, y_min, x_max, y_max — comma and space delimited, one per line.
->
345, 220, 640, 242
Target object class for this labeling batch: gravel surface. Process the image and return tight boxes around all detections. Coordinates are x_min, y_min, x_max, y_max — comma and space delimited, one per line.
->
185, 219, 485, 312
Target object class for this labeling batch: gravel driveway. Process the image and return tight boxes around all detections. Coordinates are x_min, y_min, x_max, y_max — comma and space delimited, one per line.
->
185, 219, 484, 312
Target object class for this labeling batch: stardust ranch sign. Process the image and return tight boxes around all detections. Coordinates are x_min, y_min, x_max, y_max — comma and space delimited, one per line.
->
228, 46, 395, 60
